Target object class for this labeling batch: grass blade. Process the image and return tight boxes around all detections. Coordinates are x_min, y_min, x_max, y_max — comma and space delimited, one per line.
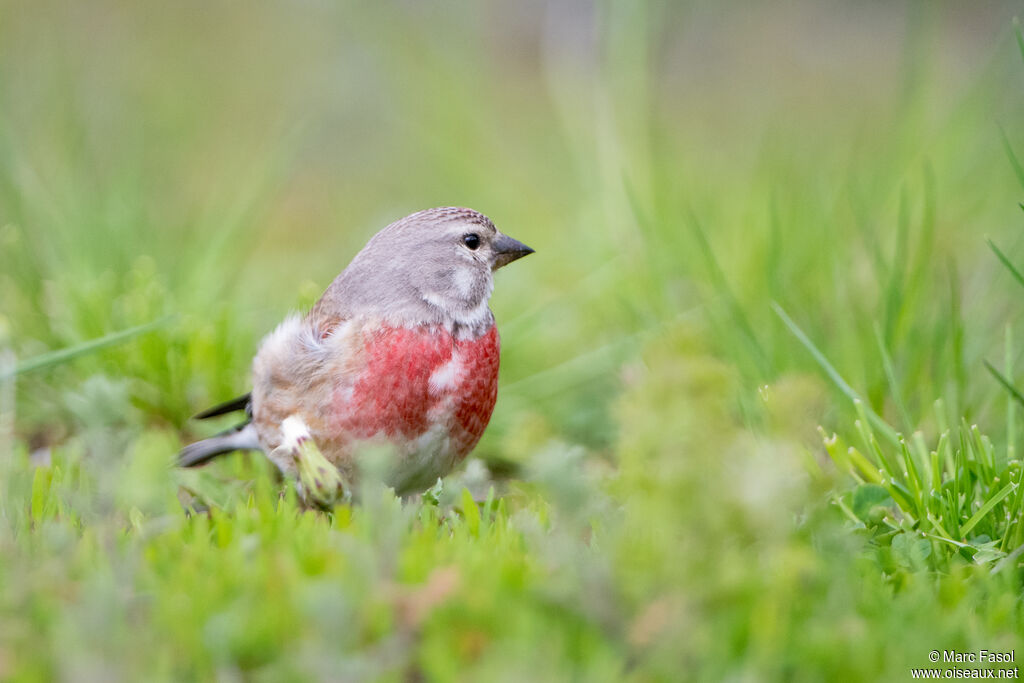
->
2, 316, 171, 381
873, 322, 913, 433
686, 210, 771, 377
986, 238, 1024, 291
960, 481, 1017, 538
998, 125, 1024, 191
882, 185, 910, 345
0, 349, 13, 458
984, 360, 1024, 409
772, 302, 899, 445
1007, 325, 1017, 463
1015, 16, 1024, 65
947, 261, 967, 416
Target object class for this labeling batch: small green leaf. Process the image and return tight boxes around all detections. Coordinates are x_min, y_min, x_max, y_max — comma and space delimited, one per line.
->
423, 478, 444, 507
461, 487, 480, 536
969, 539, 1006, 565
30, 467, 53, 521
891, 533, 932, 570
851, 484, 894, 524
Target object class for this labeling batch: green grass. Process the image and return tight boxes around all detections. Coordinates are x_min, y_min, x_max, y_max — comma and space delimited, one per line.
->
3, 2, 1024, 680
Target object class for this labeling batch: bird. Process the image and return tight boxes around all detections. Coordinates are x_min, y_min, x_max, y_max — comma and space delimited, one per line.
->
178, 207, 533, 506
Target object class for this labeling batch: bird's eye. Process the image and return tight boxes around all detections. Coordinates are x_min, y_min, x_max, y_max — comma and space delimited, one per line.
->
462, 233, 481, 250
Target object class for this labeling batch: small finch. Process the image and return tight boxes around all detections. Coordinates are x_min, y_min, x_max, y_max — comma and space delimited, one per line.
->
179, 207, 533, 506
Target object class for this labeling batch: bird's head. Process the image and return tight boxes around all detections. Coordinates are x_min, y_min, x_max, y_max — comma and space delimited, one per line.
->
326, 207, 534, 335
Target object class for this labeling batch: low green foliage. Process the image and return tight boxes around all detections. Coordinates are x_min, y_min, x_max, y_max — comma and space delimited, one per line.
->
825, 406, 1024, 570
3, 2, 1024, 681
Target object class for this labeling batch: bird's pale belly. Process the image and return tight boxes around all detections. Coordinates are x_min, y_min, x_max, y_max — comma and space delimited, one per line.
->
321, 324, 500, 491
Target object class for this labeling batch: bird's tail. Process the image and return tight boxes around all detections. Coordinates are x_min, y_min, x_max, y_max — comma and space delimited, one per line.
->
178, 423, 261, 467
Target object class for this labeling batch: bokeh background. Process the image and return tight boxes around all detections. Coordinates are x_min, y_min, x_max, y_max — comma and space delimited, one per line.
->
2, 1, 1024, 680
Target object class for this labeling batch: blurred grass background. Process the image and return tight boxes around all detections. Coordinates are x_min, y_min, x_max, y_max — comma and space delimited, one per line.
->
2, 1, 1024, 680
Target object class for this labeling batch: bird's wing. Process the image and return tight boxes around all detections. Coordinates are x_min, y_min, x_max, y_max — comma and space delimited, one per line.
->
191, 311, 355, 425
249, 312, 367, 448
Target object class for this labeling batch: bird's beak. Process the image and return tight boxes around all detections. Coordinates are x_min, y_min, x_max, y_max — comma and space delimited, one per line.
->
491, 233, 535, 270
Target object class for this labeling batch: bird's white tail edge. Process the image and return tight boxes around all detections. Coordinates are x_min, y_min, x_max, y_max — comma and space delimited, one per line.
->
178, 423, 261, 467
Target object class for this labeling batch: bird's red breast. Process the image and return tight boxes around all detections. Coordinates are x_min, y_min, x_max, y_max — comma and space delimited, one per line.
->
330, 323, 500, 461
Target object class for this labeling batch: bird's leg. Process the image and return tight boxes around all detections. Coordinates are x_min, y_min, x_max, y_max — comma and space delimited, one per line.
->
275, 415, 350, 510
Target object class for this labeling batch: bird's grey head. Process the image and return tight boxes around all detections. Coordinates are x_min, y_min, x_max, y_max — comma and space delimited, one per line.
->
317, 207, 534, 335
